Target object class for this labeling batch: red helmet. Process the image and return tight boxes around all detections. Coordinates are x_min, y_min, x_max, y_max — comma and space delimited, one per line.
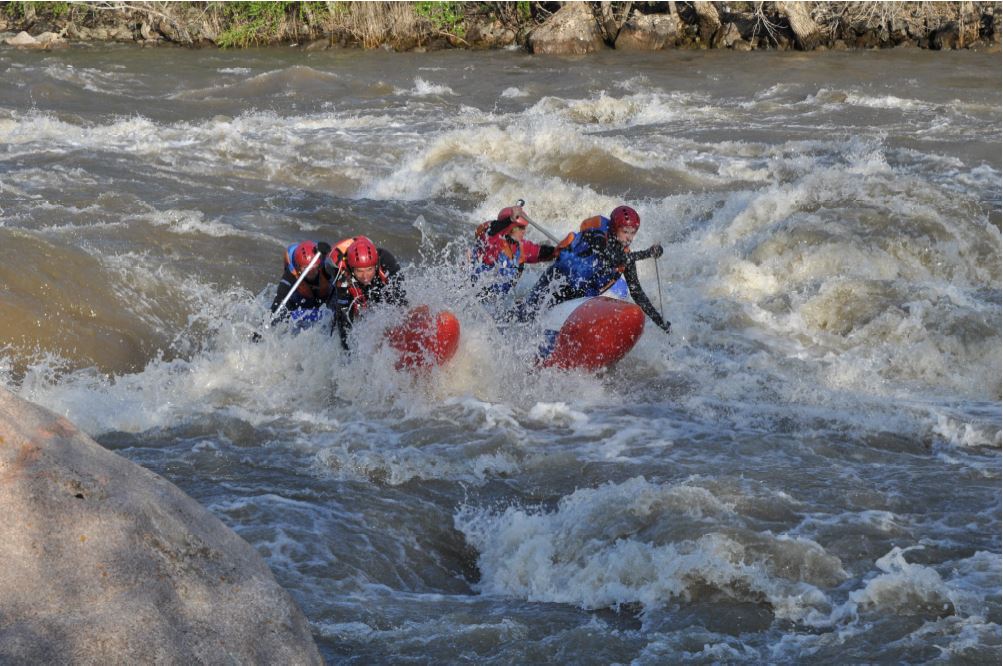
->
346, 237, 379, 269
293, 241, 320, 274
498, 206, 529, 227
495, 206, 530, 237
610, 205, 640, 232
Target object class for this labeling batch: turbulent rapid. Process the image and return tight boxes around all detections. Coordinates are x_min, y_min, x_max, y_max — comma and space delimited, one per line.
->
1, 46, 1000, 663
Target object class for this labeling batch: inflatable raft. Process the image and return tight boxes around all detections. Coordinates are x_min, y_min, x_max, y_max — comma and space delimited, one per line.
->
536, 279, 645, 371
386, 306, 461, 371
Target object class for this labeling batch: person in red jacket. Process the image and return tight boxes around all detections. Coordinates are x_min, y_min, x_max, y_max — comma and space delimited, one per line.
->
327, 236, 407, 350
470, 204, 557, 309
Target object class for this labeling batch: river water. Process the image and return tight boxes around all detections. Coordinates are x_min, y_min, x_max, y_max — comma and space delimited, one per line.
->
1, 45, 1000, 663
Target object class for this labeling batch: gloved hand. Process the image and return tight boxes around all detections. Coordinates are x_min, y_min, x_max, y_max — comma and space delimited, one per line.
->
648, 243, 664, 259
317, 241, 332, 256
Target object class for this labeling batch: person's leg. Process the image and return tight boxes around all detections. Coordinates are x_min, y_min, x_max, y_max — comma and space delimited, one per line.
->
514, 266, 558, 322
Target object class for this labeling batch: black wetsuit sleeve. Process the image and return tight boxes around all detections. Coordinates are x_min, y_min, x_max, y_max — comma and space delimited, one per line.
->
536, 244, 557, 262
269, 271, 299, 325
627, 246, 658, 262
270, 271, 296, 313
378, 249, 408, 307
327, 286, 352, 350
334, 305, 351, 350
624, 261, 669, 330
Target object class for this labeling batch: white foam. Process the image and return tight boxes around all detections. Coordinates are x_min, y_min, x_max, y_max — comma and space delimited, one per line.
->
932, 411, 1002, 449
527, 402, 588, 427
833, 547, 999, 626
396, 77, 456, 97
456, 477, 841, 621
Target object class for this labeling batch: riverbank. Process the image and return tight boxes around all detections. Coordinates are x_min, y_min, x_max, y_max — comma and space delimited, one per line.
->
2, 1, 1000, 53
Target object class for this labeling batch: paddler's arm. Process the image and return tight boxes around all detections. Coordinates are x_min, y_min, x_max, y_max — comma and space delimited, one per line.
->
378, 249, 409, 308
268, 271, 297, 325
627, 243, 663, 263
520, 239, 557, 264
327, 295, 352, 351
624, 261, 671, 334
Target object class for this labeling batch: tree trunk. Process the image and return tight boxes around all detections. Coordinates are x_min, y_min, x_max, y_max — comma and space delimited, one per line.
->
777, 1, 822, 50
692, 1, 721, 44
599, 1, 632, 45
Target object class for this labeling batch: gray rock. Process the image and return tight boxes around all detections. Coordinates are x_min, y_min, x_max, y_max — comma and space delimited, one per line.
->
528, 3, 605, 55
110, 25, 135, 41
466, 18, 516, 49
0, 388, 323, 665
714, 22, 743, 48
615, 11, 679, 50
35, 31, 64, 46
304, 37, 331, 51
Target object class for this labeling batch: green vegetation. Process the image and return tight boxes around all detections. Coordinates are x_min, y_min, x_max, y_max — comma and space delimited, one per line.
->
216, 2, 296, 49
414, 2, 466, 38
2, 1, 72, 20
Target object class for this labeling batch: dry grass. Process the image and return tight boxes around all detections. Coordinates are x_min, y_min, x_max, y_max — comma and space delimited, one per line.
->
328, 1, 425, 49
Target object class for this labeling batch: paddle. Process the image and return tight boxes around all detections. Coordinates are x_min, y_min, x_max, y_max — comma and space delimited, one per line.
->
251, 251, 322, 342
654, 254, 666, 321
514, 198, 560, 245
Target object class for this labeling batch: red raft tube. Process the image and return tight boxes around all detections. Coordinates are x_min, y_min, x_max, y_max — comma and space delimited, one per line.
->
385, 305, 461, 371
536, 295, 646, 371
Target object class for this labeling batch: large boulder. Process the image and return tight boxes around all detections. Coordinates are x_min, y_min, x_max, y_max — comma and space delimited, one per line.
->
615, 11, 680, 50
0, 388, 323, 664
527, 2, 605, 55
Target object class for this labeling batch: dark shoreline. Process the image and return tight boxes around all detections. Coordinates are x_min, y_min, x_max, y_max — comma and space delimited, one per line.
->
2, 2, 1001, 54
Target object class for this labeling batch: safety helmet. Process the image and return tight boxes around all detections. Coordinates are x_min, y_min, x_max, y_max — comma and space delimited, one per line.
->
293, 241, 320, 274
610, 205, 641, 232
346, 236, 379, 269
494, 205, 530, 237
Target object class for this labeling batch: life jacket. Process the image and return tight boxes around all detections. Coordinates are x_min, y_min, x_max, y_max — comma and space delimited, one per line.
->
284, 242, 333, 304
331, 237, 389, 320
552, 216, 629, 297
470, 223, 524, 295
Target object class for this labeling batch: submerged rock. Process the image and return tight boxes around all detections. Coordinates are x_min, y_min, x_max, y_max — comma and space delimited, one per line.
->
0, 388, 323, 664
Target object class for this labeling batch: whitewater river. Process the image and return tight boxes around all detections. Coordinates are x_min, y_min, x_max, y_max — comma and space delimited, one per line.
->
1, 45, 1000, 663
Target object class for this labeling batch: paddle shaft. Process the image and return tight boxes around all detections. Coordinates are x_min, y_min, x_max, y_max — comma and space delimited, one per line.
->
515, 199, 560, 244
270, 251, 321, 327
654, 256, 665, 320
